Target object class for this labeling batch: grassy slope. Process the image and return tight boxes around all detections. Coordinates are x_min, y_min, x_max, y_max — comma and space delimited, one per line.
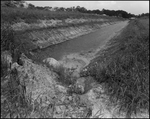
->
84, 18, 149, 117
1, 6, 123, 52
1, 6, 125, 60
1, 7, 114, 24
1, 7, 97, 117
1, 6, 128, 118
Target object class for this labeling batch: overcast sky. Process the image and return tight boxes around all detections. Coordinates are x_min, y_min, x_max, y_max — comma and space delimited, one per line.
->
27, 1, 149, 15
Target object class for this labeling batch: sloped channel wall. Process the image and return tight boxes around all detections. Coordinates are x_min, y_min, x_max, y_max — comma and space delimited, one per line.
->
12, 18, 119, 50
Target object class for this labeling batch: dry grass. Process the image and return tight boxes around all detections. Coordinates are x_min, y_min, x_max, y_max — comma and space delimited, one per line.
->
84, 18, 149, 117
0, 7, 91, 118
1, 6, 123, 57
1, 18, 31, 118
54, 65, 76, 86
1, 22, 15, 52
1, 7, 113, 24
1, 68, 32, 118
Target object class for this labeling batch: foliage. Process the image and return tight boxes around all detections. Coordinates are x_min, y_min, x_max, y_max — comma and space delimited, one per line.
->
137, 13, 149, 18
1, 21, 27, 62
1, 67, 33, 118
102, 9, 135, 18
1, 20, 31, 118
1, 7, 105, 24
54, 65, 76, 86
1, 22, 15, 53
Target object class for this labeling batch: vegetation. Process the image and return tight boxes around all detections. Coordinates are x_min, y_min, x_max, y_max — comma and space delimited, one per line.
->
1, 6, 110, 24
1, 68, 33, 118
1, 21, 30, 118
3, 0, 149, 20
83, 18, 149, 117
137, 13, 149, 18
86, 9, 136, 18
1, 6, 29, 117
1, 1, 149, 118
1, 22, 15, 53
1, 1, 136, 25
1, 3, 123, 58
1, 22, 14, 77
54, 65, 76, 86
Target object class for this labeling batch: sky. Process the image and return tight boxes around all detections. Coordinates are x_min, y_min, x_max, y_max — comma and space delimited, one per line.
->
26, 1, 149, 15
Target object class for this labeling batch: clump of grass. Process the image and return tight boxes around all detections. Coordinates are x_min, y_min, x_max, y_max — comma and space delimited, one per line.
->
54, 65, 76, 86
1, 19, 32, 118
1, 68, 33, 118
1, 22, 15, 78
1, 22, 15, 53
86, 19, 149, 117
1, 21, 31, 61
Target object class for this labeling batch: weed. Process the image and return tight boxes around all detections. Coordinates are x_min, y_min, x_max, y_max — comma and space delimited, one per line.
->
54, 65, 76, 86
1, 67, 33, 118
1, 22, 15, 52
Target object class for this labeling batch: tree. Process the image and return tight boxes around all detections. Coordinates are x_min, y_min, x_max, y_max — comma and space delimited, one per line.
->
75, 6, 87, 13
28, 3, 35, 9
36, 6, 45, 10
2, 1, 16, 7
58, 7, 66, 11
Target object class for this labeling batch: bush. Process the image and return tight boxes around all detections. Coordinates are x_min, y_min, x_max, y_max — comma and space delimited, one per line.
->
1, 22, 15, 52
1, 67, 33, 118
54, 65, 76, 86
1, 22, 14, 77
1, 21, 25, 63
1, 17, 32, 118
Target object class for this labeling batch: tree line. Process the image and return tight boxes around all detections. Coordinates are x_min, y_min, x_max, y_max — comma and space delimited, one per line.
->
2, 1, 149, 19
27, 4, 136, 18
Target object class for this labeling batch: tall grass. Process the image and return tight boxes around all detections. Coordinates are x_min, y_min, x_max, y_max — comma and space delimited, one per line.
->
1, 68, 33, 118
1, 22, 15, 52
1, 20, 31, 118
85, 19, 149, 117
1, 22, 14, 78
1, 21, 27, 63
54, 65, 76, 86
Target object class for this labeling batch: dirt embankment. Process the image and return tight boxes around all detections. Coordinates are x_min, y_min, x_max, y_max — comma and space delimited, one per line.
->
12, 18, 120, 51
2, 20, 148, 118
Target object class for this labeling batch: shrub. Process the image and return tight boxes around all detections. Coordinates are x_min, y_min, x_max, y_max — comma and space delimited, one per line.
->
1, 6, 120, 24
1, 17, 32, 119
54, 65, 76, 86
1, 22, 15, 52
1, 67, 33, 118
